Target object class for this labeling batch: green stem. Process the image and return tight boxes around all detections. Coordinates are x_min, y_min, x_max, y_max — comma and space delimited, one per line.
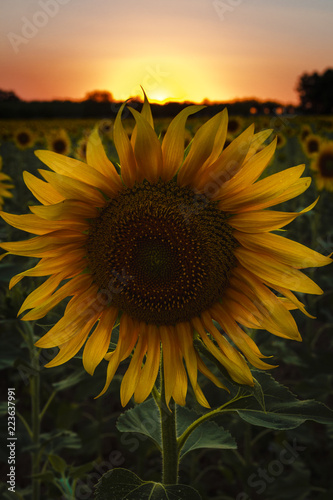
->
25, 323, 41, 500
177, 391, 248, 455
153, 362, 179, 485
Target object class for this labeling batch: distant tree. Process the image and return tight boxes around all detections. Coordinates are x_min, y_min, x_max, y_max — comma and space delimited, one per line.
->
296, 69, 333, 113
0, 89, 20, 102
84, 90, 113, 102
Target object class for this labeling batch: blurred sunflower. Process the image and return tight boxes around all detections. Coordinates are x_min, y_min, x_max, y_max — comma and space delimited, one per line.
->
227, 116, 244, 136
0, 155, 14, 209
310, 141, 333, 192
98, 119, 113, 139
275, 132, 287, 150
74, 134, 90, 162
46, 129, 72, 156
299, 124, 312, 143
0, 96, 331, 409
301, 134, 321, 158
14, 127, 36, 150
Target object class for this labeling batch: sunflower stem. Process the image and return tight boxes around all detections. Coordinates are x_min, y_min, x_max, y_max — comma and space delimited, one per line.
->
25, 322, 41, 500
155, 362, 179, 485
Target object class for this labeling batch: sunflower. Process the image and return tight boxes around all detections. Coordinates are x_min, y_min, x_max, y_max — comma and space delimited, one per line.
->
301, 134, 322, 158
275, 131, 287, 149
310, 141, 333, 192
0, 96, 331, 409
0, 155, 14, 209
227, 116, 244, 136
98, 119, 113, 139
14, 127, 36, 150
46, 129, 72, 156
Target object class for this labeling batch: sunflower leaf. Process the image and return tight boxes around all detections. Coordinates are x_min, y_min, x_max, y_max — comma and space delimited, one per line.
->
224, 371, 333, 430
116, 398, 162, 450
176, 406, 237, 458
94, 468, 202, 499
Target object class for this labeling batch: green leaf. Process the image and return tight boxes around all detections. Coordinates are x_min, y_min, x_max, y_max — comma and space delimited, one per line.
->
116, 398, 162, 450
176, 406, 237, 457
52, 370, 87, 391
94, 468, 202, 499
48, 453, 67, 474
227, 371, 333, 430
69, 462, 94, 480
29, 471, 55, 482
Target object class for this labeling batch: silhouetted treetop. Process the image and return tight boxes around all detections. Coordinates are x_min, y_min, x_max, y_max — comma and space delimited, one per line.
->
296, 68, 333, 114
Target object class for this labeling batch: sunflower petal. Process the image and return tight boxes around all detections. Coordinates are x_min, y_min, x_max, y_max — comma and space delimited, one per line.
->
134, 324, 161, 403
23, 171, 64, 205
113, 103, 138, 187
234, 231, 332, 269
83, 306, 118, 375
228, 198, 318, 233
194, 123, 255, 193
161, 105, 205, 180
178, 110, 229, 187
236, 247, 324, 295
86, 128, 123, 192
129, 106, 163, 183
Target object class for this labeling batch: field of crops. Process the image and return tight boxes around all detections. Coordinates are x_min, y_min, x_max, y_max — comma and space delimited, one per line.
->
1, 111, 333, 500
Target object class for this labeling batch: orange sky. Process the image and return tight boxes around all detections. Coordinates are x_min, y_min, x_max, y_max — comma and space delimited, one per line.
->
1, 0, 332, 104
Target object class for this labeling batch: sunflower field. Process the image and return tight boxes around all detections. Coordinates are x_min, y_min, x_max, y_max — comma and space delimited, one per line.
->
1, 109, 333, 500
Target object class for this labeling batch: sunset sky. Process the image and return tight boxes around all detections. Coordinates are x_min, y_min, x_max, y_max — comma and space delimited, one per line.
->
1, 0, 332, 104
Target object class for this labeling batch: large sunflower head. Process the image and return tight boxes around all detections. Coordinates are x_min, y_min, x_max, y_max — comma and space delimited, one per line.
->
0, 96, 331, 408
310, 141, 333, 192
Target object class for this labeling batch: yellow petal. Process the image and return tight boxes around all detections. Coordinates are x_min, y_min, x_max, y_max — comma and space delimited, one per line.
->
161, 105, 205, 180
244, 129, 273, 162
29, 199, 98, 221
97, 315, 139, 398
231, 268, 302, 340
0, 211, 87, 235
192, 316, 253, 385
18, 273, 66, 314
176, 322, 210, 408
35, 149, 118, 198
45, 313, 99, 368
35, 286, 99, 347
211, 304, 276, 370
38, 170, 106, 206
1, 230, 86, 258
113, 102, 138, 187
235, 247, 324, 295
130, 90, 154, 148
268, 284, 316, 319
120, 334, 147, 406
23, 171, 64, 205
234, 231, 332, 269
177, 110, 229, 187
194, 123, 255, 194
129, 106, 163, 183
83, 306, 118, 375
219, 137, 277, 198
134, 324, 161, 403
196, 355, 228, 390
228, 198, 318, 233
86, 128, 123, 192
219, 165, 307, 212
22, 274, 93, 321
10, 249, 86, 289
